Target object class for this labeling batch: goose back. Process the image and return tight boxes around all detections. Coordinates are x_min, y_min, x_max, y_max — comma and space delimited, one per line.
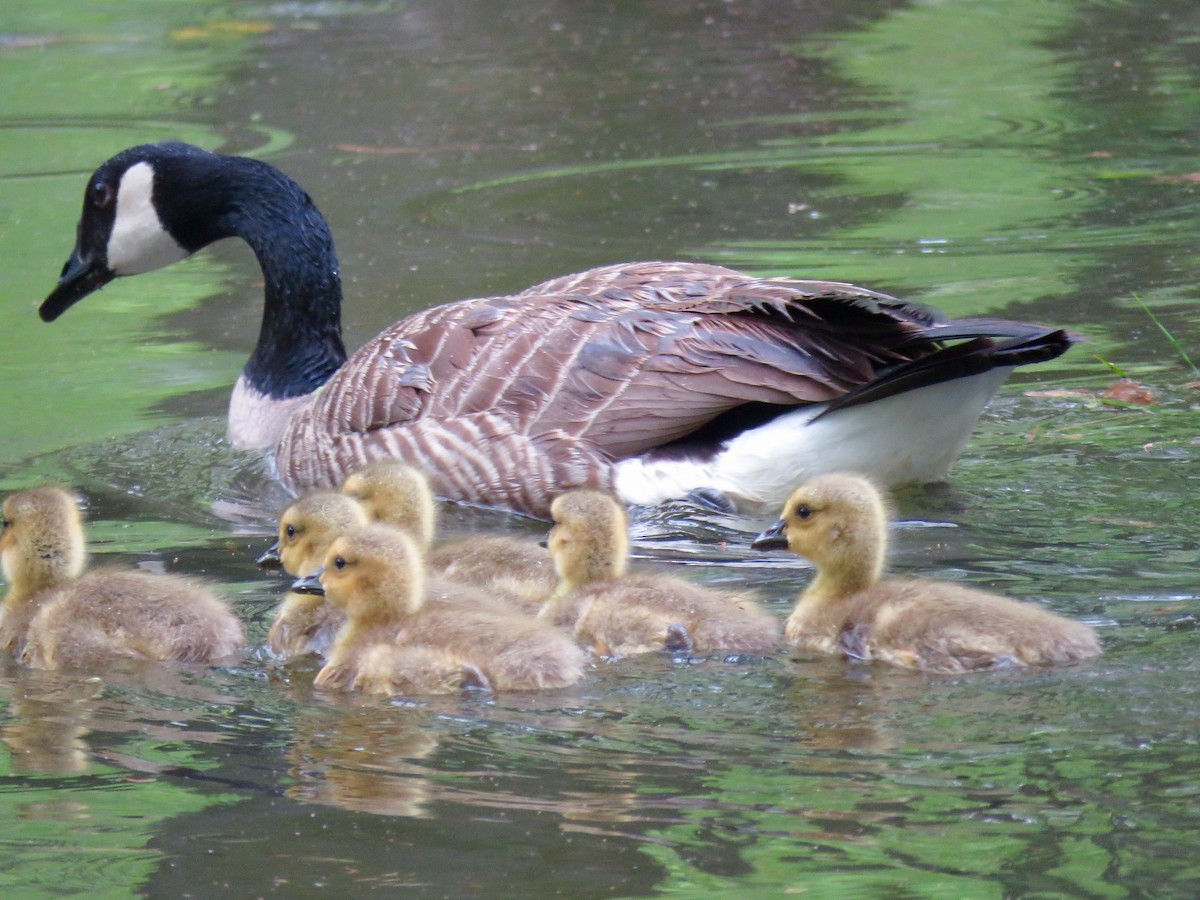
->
277, 261, 1069, 515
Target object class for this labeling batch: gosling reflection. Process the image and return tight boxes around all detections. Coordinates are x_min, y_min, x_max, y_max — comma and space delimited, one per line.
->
284, 702, 438, 818
0, 671, 101, 774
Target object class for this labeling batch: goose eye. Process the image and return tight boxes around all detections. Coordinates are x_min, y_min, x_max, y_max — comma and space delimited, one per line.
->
795, 504, 813, 521
285, 524, 296, 540
0, 516, 8, 532
90, 181, 115, 209
333, 555, 347, 571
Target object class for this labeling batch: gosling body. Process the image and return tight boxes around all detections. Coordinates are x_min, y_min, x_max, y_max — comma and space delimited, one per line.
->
545, 490, 779, 656
751, 473, 1102, 673
1, 487, 243, 669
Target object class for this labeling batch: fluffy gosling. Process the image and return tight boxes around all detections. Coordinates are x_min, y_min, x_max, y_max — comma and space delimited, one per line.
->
751, 472, 1102, 673
295, 524, 586, 695
1, 486, 242, 669
543, 489, 779, 656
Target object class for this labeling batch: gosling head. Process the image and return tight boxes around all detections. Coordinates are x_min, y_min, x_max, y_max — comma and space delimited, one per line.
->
547, 490, 630, 590
269, 491, 368, 577
342, 461, 436, 549
1, 487, 87, 598
752, 473, 889, 586
314, 524, 426, 623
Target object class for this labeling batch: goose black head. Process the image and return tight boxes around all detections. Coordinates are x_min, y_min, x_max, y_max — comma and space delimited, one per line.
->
40, 142, 218, 322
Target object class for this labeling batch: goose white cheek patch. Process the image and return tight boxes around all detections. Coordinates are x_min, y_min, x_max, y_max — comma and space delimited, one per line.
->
106, 162, 191, 275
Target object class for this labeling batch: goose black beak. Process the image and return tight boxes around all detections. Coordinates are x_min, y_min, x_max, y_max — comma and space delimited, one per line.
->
750, 519, 789, 551
291, 568, 325, 596
256, 540, 282, 569
40, 251, 115, 322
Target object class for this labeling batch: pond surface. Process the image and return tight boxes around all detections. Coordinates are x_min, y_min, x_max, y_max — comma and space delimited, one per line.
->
2, 0, 1200, 895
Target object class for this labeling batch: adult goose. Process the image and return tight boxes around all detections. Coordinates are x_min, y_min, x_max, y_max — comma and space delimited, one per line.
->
40, 142, 1074, 516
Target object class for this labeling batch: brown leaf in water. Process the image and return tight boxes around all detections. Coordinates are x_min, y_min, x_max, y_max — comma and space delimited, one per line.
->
1101, 379, 1156, 406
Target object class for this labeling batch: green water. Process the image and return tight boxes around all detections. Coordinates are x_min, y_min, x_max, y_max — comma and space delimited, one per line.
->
2, 0, 1200, 895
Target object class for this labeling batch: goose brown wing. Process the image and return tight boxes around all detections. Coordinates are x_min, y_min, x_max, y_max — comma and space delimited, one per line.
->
502, 263, 1072, 457
289, 261, 897, 437
275, 261, 1071, 507
479, 262, 952, 458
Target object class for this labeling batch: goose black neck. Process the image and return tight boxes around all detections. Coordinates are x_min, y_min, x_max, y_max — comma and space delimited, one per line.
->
162, 150, 348, 399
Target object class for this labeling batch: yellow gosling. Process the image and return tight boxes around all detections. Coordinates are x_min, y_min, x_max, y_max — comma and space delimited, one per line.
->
0, 487, 243, 669
544, 490, 779, 657
298, 524, 586, 695
751, 472, 1103, 673
261, 491, 367, 659
342, 461, 556, 612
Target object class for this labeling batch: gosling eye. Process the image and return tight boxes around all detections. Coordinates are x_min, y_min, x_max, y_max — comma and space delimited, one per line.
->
794, 504, 813, 521
332, 555, 347, 571
0, 515, 9, 533
285, 524, 296, 540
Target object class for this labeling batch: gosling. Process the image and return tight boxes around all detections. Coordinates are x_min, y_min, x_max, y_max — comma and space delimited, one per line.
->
259, 490, 368, 659
543, 489, 779, 657
294, 524, 586, 695
1, 486, 243, 669
751, 472, 1102, 673
342, 461, 555, 613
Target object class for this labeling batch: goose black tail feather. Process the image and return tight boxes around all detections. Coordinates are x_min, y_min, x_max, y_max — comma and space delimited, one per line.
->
920, 317, 1076, 342
810, 328, 1074, 422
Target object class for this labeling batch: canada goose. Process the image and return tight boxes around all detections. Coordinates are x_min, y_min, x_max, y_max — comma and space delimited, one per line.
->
293, 524, 586, 694
40, 142, 1075, 516
543, 490, 779, 656
258, 490, 367, 659
342, 461, 555, 612
0, 487, 243, 669
750, 473, 1102, 672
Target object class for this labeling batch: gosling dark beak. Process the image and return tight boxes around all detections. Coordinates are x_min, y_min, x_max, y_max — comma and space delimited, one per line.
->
291, 568, 325, 596
40, 250, 115, 323
256, 540, 282, 570
750, 519, 789, 551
